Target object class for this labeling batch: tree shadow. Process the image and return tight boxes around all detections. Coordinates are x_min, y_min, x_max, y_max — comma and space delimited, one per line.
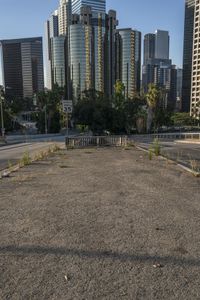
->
0, 245, 199, 267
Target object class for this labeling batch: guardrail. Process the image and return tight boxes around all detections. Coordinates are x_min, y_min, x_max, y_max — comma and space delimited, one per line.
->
65, 136, 128, 148
133, 132, 200, 141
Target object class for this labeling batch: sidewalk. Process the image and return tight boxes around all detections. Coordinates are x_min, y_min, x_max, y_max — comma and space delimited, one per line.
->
0, 148, 200, 299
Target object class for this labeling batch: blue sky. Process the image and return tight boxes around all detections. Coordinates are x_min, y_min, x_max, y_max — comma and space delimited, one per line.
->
0, 0, 185, 67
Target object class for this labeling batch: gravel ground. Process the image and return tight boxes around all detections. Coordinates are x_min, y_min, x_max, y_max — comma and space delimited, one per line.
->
0, 147, 200, 300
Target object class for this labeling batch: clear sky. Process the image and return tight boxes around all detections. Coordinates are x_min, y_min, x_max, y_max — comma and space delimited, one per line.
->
0, 0, 185, 68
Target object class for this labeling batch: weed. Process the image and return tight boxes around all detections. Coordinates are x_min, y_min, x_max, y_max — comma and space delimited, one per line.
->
153, 138, 161, 156
148, 148, 153, 160
20, 151, 31, 166
189, 159, 200, 173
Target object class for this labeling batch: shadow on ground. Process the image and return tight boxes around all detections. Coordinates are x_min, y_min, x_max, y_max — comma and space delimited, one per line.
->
0, 245, 199, 267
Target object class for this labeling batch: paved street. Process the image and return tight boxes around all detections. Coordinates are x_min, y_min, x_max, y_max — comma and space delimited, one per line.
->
0, 147, 200, 299
0, 135, 65, 171
133, 136, 200, 171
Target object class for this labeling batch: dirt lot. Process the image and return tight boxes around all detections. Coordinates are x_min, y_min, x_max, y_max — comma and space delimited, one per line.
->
0, 147, 200, 299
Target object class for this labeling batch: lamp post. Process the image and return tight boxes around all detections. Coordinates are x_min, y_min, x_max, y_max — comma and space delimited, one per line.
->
0, 88, 5, 138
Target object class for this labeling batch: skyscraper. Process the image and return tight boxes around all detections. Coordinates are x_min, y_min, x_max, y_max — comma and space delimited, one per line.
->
155, 30, 169, 60
142, 30, 177, 110
72, 0, 106, 14
0, 37, 44, 100
190, 0, 200, 119
182, 0, 195, 112
70, 7, 93, 101
104, 10, 118, 96
58, 0, 72, 36
143, 33, 155, 65
44, 10, 59, 89
117, 28, 141, 98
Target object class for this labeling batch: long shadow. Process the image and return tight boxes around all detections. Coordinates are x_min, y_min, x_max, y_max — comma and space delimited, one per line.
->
0, 245, 199, 267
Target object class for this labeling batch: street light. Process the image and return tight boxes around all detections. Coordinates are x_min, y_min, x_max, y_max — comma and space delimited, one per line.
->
0, 87, 5, 138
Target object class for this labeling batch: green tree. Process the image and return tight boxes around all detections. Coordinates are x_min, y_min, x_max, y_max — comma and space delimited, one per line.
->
146, 84, 160, 132
36, 84, 64, 133
171, 112, 198, 127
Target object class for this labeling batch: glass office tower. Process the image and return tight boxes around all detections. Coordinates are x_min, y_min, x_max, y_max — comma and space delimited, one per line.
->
70, 23, 93, 101
51, 36, 66, 88
0, 37, 44, 99
72, 0, 106, 14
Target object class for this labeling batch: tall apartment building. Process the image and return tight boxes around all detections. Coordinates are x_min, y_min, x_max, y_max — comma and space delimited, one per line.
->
72, 0, 106, 14
182, 0, 195, 112
191, 0, 200, 119
0, 37, 44, 100
117, 28, 141, 98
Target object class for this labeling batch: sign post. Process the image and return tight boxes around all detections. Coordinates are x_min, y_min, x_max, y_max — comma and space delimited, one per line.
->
62, 100, 73, 137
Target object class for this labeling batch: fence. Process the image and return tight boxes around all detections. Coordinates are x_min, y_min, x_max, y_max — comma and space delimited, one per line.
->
65, 136, 128, 149
133, 132, 200, 141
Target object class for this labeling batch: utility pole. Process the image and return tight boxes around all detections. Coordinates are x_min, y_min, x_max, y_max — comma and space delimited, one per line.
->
0, 88, 5, 138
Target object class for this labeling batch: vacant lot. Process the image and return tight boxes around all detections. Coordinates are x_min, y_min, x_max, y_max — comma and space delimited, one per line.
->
0, 147, 200, 299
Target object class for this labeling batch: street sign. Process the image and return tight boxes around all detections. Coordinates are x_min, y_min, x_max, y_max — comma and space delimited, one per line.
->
62, 100, 73, 113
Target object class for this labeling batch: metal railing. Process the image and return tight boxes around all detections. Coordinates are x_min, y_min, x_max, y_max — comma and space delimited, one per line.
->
65, 136, 128, 148
133, 132, 200, 141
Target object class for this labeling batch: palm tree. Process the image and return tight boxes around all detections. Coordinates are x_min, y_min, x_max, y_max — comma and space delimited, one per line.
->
146, 84, 160, 133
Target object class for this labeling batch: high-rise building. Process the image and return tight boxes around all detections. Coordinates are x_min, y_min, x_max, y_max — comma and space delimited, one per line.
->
117, 28, 141, 98
0, 37, 44, 100
155, 30, 169, 60
142, 29, 177, 110
45, 0, 72, 96
70, 7, 93, 101
182, 0, 195, 112
104, 10, 118, 97
72, 0, 106, 14
44, 10, 59, 89
143, 33, 155, 65
191, 0, 200, 119
51, 36, 67, 88
177, 68, 183, 103
58, 0, 72, 36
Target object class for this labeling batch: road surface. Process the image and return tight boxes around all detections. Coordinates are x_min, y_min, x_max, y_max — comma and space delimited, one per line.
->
0, 136, 65, 171
133, 136, 200, 171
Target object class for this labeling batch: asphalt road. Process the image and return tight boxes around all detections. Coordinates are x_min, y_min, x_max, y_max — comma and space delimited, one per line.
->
0, 148, 200, 299
133, 137, 200, 171
0, 137, 65, 171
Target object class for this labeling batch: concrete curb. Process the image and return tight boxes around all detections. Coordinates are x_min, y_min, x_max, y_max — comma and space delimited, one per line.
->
136, 146, 200, 178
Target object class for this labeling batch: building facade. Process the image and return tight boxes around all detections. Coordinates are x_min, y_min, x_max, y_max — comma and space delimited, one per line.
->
72, 0, 106, 14
155, 30, 169, 60
182, 0, 195, 112
58, 0, 72, 36
0, 37, 44, 100
117, 28, 141, 98
191, 0, 200, 119
143, 33, 155, 65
